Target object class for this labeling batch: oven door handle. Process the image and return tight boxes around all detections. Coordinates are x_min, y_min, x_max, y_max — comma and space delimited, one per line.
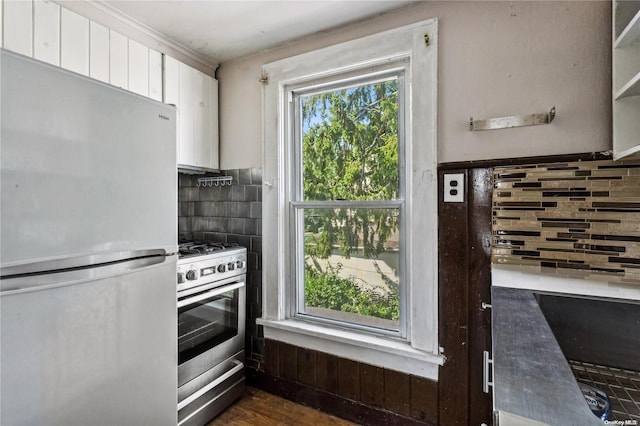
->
177, 360, 244, 411
177, 282, 244, 308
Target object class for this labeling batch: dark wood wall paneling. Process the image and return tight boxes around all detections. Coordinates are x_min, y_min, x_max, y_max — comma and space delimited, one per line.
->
249, 153, 608, 425
437, 168, 493, 425
252, 340, 438, 426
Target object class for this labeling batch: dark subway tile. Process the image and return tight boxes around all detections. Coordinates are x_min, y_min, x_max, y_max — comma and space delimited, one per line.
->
244, 218, 258, 236
229, 218, 245, 234
250, 202, 263, 219
239, 168, 252, 185
230, 186, 246, 202
251, 236, 263, 254
251, 167, 263, 185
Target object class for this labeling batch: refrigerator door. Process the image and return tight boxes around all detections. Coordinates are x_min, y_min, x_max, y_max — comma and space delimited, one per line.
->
0, 49, 177, 268
0, 255, 178, 426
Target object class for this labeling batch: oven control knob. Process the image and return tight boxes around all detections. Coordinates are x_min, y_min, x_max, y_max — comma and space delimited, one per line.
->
177, 272, 185, 284
227, 262, 235, 271
217, 264, 226, 273
236, 260, 244, 269
186, 270, 197, 281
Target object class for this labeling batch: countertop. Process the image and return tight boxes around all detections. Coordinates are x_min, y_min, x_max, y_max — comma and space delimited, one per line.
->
492, 263, 640, 302
491, 286, 603, 425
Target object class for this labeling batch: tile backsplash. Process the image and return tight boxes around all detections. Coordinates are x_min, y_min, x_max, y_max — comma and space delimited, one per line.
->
178, 168, 264, 369
492, 159, 640, 283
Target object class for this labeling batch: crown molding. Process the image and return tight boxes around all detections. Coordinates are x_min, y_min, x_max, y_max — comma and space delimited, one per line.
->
54, 0, 218, 76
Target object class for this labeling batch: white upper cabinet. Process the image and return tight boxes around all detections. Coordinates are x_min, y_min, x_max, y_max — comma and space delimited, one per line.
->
4, 0, 33, 56
149, 49, 163, 102
60, 8, 89, 76
128, 39, 149, 97
89, 21, 110, 83
164, 56, 219, 171
33, 0, 60, 66
613, 0, 640, 160
109, 30, 128, 90
0, 0, 3, 48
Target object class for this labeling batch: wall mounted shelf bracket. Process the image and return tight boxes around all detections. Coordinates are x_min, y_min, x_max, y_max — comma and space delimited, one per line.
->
470, 106, 555, 131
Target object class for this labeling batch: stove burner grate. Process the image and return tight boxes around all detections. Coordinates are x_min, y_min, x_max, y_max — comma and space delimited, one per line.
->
178, 241, 240, 257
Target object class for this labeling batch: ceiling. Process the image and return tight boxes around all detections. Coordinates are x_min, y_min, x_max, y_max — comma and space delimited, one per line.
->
103, 1, 418, 64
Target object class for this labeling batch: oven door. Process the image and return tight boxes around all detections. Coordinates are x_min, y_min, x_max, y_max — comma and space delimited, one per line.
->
177, 276, 246, 388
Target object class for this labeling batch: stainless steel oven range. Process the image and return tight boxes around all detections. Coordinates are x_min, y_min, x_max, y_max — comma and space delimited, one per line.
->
176, 241, 247, 426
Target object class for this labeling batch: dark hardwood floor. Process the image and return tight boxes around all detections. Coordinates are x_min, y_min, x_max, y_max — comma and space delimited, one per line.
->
208, 386, 358, 425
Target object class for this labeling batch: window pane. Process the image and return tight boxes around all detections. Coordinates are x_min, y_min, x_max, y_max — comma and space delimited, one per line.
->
300, 79, 399, 201
301, 207, 400, 331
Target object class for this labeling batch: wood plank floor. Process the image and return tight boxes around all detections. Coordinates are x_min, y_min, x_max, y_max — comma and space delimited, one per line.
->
208, 387, 358, 425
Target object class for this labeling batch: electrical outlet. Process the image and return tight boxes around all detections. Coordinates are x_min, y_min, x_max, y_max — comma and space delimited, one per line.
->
444, 173, 464, 203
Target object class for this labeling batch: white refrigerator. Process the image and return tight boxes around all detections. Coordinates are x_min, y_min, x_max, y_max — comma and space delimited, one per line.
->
0, 49, 178, 425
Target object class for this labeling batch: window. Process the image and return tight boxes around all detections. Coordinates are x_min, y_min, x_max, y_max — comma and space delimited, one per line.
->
260, 19, 441, 379
294, 74, 404, 334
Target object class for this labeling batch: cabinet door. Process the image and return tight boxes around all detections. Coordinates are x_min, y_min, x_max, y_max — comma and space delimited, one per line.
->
209, 78, 220, 170
34, 0, 60, 66
109, 30, 128, 90
193, 69, 212, 169
0, 0, 3, 47
60, 8, 89, 75
163, 55, 181, 162
178, 62, 197, 166
128, 39, 149, 97
149, 49, 163, 102
165, 57, 218, 170
89, 21, 109, 83
4, 0, 33, 56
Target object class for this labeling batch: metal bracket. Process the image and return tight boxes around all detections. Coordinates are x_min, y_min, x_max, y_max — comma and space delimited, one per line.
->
470, 106, 555, 131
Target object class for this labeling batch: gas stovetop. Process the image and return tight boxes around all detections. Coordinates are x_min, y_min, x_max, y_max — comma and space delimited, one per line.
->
177, 241, 247, 292
178, 241, 242, 259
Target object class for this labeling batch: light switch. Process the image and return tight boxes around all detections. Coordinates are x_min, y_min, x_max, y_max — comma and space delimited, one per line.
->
444, 173, 464, 203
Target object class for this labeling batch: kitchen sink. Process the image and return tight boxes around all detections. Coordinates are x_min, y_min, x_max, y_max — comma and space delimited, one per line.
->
537, 293, 640, 422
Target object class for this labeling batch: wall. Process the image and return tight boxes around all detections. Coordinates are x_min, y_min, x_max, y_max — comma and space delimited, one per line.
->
217, 1, 611, 169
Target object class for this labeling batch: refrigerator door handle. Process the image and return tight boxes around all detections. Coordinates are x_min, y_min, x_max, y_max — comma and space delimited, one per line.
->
0, 253, 176, 295
0, 249, 168, 278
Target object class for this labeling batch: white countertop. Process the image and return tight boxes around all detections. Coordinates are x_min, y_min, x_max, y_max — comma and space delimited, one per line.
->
492, 263, 640, 302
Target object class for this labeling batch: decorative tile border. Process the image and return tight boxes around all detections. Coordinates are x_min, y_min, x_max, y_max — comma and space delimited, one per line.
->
491, 159, 640, 284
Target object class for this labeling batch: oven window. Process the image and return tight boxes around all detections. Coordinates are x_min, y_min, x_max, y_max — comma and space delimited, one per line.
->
178, 287, 239, 364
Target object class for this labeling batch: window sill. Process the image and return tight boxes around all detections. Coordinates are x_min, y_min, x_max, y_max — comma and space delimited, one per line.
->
257, 317, 443, 380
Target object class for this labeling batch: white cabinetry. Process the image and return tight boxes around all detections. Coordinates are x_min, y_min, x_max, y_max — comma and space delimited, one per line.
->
3, 0, 33, 56
149, 50, 163, 102
128, 39, 149, 97
34, 0, 60, 66
164, 56, 219, 171
89, 21, 110, 83
60, 8, 89, 76
109, 30, 128, 90
613, 1, 640, 160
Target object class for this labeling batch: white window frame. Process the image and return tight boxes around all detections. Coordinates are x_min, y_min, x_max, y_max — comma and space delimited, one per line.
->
259, 19, 442, 379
